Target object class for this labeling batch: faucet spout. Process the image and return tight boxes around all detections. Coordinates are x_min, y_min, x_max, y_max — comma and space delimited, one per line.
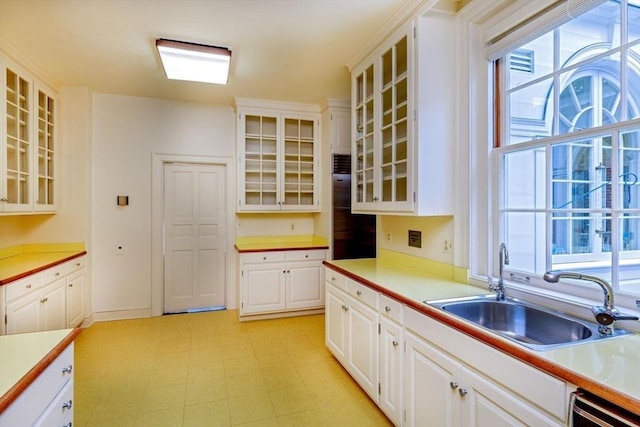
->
543, 271, 613, 309
543, 271, 637, 335
490, 243, 510, 301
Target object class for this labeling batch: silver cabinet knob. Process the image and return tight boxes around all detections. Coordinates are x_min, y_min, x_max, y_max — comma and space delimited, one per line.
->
331, 276, 336, 281
392, 340, 399, 347
449, 381, 458, 390
26, 284, 32, 289
62, 365, 73, 374
356, 290, 362, 296
62, 400, 73, 410
385, 306, 391, 313
458, 388, 468, 397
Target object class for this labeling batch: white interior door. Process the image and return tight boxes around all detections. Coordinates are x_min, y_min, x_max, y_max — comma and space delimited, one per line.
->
164, 163, 226, 313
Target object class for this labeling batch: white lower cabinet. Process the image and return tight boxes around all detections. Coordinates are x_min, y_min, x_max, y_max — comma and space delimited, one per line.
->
325, 267, 569, 427
379, 302, 403, 425
325, 274, 379, 402
0, 343, 74, 426
239, 249, 326, 317
3, 255, 86, 335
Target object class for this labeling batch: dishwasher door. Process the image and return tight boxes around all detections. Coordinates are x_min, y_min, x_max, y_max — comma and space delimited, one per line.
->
570, 390, 640, 426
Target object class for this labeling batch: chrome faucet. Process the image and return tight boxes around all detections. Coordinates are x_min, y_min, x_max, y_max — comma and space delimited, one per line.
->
490, 243, 509, 301
543, 271, 638, 335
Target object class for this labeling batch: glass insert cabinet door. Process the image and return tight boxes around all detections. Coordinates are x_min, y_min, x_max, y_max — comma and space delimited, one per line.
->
2, 65, 32, 211
35, 86, 55, 210
352, 31, 411, 211
238, 111, 319, 212
242, 113, 279, 209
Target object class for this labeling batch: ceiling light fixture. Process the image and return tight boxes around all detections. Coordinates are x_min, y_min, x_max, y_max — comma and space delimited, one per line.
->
156, 38, 231, 85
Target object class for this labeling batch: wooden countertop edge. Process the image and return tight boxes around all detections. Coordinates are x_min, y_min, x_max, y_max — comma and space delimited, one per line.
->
324, 262, 640, 417
0, 328, 82, 413
0, 251, 87, 286
234, 244, 329, 253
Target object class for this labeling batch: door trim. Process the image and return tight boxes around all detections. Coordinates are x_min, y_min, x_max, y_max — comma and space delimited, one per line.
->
151, 153, 235, 317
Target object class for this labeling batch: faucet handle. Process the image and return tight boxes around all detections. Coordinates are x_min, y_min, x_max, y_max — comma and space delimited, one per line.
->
592, 306, 639, 325
613, 314, 639, 322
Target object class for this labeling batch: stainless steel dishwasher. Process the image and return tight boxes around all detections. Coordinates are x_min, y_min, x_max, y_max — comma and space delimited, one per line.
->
570, 389, 640, 426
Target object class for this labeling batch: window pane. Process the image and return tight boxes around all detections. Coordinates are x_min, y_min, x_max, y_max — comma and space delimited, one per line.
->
508, 32, 554, 89
503, 148, 546, 209
552, 139, 604, 209
621, 214, 640, 251
629, 2, 640, 43
559, 1, 620, 68
508, 77, 553, 144
620, 128, 640, 209
628, 42, 640, 120
504, 212, 546, 274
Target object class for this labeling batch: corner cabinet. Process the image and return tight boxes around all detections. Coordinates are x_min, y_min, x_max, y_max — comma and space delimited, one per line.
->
351, 13, 455, 215
0, 55, 57, 214
235, 98, 321, 212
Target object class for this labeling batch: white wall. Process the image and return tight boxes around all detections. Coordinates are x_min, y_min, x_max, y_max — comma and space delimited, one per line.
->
378, 215, 454, 264
0, 86, 92, 248
91, 94, 235, 316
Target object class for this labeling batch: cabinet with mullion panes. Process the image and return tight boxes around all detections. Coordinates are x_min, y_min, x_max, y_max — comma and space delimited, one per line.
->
350, 13, 454, 215
35, 85, 56, 212
236, 100, 320, 212
1, 55, 58, 215
2, 62, 33, 212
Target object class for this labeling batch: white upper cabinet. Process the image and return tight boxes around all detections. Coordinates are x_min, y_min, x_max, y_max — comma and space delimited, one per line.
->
235, 98, 321, 212
0, 54, 57, 214
351, 13, 455, 215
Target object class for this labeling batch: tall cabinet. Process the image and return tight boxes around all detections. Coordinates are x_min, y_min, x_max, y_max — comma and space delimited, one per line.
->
1, 55, 57, 214
350, 14, 455, 216
235, 98, 321, 212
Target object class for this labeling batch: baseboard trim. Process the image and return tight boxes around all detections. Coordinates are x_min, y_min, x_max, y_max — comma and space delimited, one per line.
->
238, 308, 325, 322
92, 308, 154, 323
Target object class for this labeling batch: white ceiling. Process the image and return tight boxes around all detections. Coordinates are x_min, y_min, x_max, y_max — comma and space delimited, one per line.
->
0, 0, 455, 106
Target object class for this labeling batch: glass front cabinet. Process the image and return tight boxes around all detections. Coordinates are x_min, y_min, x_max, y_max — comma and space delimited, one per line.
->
235, 99, 321, 212
1, 56, 57, 214
351, 14, 455, 216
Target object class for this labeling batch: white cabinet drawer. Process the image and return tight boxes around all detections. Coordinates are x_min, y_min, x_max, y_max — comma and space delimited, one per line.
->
65, 256, 85, 274
380, 294, 403, 323
325, 269, 347, 291
35, 378, 73, 427
1, 343, 74, 426
285, 249, 326, 262
241, 251, 286, 264
347, 279, 378, 309
41, 264, 67, 286
5, 273, 42, 303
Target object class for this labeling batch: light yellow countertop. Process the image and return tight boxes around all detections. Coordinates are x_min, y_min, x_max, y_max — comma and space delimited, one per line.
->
325, 257, 640, 414
235, 235, 329, 252
0, 328, 81, 412
0, 243, 86, 285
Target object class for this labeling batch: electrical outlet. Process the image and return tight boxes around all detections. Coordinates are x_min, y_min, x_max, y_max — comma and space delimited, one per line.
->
386, 232, 392, 242
291, 223, 295, 231
444, 240, 453, 254
116, 245, 125, 255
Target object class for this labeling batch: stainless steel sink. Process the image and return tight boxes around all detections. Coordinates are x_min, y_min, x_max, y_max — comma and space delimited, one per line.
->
426, 295, 632, 351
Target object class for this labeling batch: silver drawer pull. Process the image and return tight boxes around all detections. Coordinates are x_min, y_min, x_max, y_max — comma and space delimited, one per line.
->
55, 272, 60, 276
392, 340, 399, 347
385, 306, 391, 313
62, 365, 73, 374
76, 262, 81, 267
458, 388, 468, 397
62, 400, 73, 410
40, 297, 48, 303
26, 284, 32, 289
449, 381, 458, 390
331, 276, 336, 281
63, 423, 72, 427
263, 256, 267, 260
356, 290, 362, 296
305, 254, 309, 258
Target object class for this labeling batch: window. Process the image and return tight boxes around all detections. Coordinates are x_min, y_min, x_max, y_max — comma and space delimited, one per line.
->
496, 0, 640, 296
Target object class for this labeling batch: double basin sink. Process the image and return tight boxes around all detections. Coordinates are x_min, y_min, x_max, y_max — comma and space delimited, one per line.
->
425, 295, 632, 351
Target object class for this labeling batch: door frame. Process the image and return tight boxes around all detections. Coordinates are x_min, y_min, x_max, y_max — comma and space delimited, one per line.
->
151, 153, 235, 317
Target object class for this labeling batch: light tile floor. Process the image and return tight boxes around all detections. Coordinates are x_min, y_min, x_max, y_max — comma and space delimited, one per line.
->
74, 310, 393, 426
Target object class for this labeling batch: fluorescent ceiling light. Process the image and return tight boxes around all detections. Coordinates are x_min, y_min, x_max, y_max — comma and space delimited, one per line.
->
156, 39, 231, 84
